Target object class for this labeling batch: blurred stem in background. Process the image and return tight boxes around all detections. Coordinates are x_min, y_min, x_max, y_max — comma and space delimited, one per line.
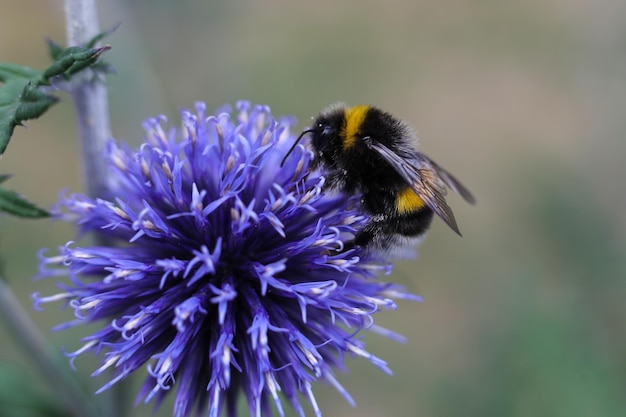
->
65, 0, 113, 200
64, 0, 125, 416
0, 277, 96, 417
0, 2, 122, 417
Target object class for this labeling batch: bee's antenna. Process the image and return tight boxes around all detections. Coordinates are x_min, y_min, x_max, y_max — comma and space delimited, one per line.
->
280, 129, 314, 167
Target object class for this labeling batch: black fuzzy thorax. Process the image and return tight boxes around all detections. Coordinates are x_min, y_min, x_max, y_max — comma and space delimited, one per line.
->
308, 105, 434, 250
310, 106, 412, 193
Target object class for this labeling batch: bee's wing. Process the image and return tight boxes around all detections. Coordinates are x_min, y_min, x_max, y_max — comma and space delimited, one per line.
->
418, 154, 476, 205
365, 138, 472, 235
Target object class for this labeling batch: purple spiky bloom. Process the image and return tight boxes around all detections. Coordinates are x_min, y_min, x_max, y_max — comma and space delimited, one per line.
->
34, 102, 421, 417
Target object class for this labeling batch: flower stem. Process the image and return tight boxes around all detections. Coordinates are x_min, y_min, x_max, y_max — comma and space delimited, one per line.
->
64, 1, 125, 416
64, 0, 112, 200
0, 277, 97, 417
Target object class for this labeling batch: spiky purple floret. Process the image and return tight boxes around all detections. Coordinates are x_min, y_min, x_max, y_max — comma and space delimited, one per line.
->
35, 102, 421, 417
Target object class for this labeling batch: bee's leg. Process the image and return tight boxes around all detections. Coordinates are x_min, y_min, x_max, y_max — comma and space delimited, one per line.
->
353, 226, 375, 248
332, 218, 401, 256
323, 235, 358, 255
323, 227, 371, 256
339, 239, 356, 253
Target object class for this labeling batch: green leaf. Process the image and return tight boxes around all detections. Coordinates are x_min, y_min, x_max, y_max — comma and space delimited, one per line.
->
0, 77, 58, 155
41, 44, 111, 81
0, 183, 49, 218
86, 22, 121, 48
45, 38, 64, 61
14, 82, 59, 120
0, 62, 42, 80
0, 30, 113, 155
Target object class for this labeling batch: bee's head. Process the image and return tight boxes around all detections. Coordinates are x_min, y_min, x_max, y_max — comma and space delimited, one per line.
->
309, 110, 345, 164
280, 114, 339, 167
280, 106, 348, 167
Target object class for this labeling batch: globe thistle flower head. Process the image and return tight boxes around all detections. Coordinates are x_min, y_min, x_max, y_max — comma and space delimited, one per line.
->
35, 102, 421, 417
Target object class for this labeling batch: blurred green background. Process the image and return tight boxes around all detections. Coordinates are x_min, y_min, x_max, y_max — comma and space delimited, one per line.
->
2, 1, 626, 416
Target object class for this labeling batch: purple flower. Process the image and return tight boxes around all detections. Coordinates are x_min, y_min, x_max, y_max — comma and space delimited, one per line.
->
34, 102, 420, 417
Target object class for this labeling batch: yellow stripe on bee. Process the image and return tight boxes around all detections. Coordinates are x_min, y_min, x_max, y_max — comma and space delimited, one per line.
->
341, 105, 370, 149
396, 186, 425, 214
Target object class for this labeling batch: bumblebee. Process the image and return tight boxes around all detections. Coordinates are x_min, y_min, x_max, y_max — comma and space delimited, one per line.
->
282, 104, 475, 253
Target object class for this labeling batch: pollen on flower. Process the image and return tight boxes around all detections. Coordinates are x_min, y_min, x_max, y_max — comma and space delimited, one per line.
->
117, 314, 145, 332
225, 154, 236, 173
110, 205, 130, 220
71, 249, 97, 259
214, 123, 224, 147
75, 298, 101, 311
35, 101, 420, 417
140, 159, 151, 180
299, 187, 321, 205
161, 160, 173, 180
111, 148, 127, 171
296, 340, 320, 367
141, 219, 158, 231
